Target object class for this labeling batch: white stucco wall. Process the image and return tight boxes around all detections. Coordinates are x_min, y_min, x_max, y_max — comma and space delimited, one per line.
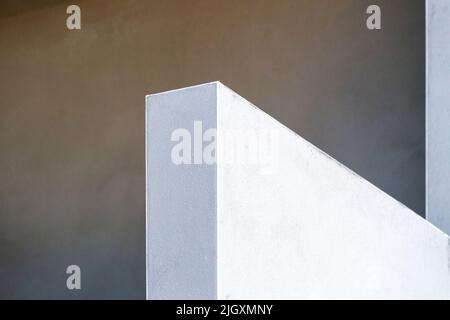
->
426, 0, 450, 235
217, 83, 450, 299
147, 82, 450, 299
146, 83, 217, 299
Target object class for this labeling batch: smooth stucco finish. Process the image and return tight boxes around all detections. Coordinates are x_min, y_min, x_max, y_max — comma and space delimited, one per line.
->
146, 84, 217, 299
426, 0, 450, 235
217, 83, 450, 299
147, 82, 450, 299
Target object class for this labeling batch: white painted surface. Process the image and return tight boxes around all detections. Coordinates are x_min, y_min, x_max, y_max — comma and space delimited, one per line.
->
217, 83, 450, 299
147, 82, 450, 299
426, 0, 450, 235
146, 83, 217, 299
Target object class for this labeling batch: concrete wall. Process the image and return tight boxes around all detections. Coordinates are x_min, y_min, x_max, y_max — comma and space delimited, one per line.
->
217, 82, 449, 299
147, 82, 450, 299
146, 84, 217, 299
0, 0, 424, 298
426, 0, 450, 235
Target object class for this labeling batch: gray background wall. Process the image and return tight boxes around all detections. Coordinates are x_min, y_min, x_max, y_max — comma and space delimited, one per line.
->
0, 0, 424, 299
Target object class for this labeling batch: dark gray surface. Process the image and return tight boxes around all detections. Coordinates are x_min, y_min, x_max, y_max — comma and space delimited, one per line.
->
0, 0, 424, 298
